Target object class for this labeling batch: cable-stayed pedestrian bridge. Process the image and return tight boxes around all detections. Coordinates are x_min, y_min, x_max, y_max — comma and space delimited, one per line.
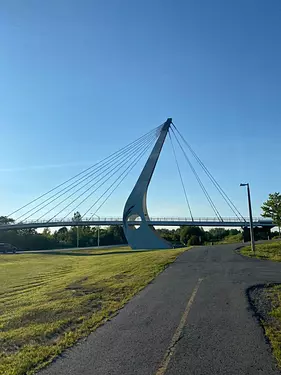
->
2, 118, 274, 249
0, 217, 274, 231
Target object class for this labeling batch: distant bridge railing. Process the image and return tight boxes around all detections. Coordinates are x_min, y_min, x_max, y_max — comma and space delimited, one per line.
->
0, 217, 275, 231
3, 216, 273, 223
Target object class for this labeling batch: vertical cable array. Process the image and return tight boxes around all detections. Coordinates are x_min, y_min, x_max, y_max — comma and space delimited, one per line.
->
170, 127, 223, 221
172, 123, 245, 221
168, 132, 194, 220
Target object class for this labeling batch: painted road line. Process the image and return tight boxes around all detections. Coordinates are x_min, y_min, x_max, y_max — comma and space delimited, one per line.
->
155, 278, 203, 375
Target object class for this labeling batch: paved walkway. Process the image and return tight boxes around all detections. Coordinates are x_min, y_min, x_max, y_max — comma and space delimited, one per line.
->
39, 245, 281, 375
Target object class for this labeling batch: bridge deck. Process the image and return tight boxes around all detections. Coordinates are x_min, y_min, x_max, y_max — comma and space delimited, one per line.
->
0, 217, 274, 231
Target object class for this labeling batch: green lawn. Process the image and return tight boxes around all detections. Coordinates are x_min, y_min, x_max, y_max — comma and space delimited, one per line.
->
241, 241, 281, 367
262, 285, 281, 368
241, 240, 281, 262
217, 233, 243, 244
0, 246, 187, 375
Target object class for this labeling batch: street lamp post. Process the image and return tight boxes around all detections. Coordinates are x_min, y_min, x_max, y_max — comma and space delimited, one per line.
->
240, 183, 255, 253
91, 214, 100, 247
76, 225, 79, 248
72, 212, 81, 248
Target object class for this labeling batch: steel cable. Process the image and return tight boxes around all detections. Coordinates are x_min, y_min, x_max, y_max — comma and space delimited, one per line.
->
10, 124, 162, 219
172, 124, 245, 221
50, 134, 157, 221
17, 128, 159, 221
83, 137, 156, 219
171, 128, 223, 221
168, 132, 193, 220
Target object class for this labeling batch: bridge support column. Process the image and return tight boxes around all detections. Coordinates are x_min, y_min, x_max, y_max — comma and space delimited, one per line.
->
242, 227, 250, 242
243, 226, 272, 242
123, 119, 173, 250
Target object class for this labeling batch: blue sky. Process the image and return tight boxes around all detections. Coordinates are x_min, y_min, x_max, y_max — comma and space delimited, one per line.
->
1, 0, 281, 220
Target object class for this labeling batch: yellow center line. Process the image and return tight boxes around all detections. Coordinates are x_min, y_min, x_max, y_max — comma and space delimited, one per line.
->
155, 277, 203, 375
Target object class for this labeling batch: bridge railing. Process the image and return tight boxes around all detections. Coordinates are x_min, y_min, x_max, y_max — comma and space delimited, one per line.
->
149, 217, 264, 223
1, 216, 272, 225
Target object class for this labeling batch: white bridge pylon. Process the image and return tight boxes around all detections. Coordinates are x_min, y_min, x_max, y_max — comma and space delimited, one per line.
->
122, 118, 173, 250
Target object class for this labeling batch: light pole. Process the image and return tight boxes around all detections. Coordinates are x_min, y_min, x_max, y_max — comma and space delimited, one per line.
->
76, 225, 79, 248
91, 214, 100, 247
240, 183, 255, 253
72, 212, 81, 248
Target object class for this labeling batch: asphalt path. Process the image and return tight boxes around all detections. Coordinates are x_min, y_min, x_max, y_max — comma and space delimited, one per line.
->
38, 244, 281, 375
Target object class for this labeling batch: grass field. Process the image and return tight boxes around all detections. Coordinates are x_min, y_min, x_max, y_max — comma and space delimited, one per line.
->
241, 241, 281, 261
0, 246, 187, 375
261, 284, 281, 368
217, 233, 243, 244
241, 241, 281, 367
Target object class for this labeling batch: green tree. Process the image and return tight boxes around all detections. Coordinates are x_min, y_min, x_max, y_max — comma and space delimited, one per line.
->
188, 235, 200, 246
229, 229, 239, 236
108, 225, 126, 244
208, 228, 228, 241
72, 211, 82, 247
54, 227, 69, 242
18, 228, 37, 235
261, 192, 281, 236
72, 211, 82, 222
42, 228, 51, 238
180, 226, 204, 245
157, 228, 179, 243
0, 216, 14, 224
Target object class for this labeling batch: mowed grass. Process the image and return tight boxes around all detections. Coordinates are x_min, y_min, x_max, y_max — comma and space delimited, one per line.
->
262, 285, 281, 368
241, 241, 281, 367
0, 246, 187, 375
241, 241, 281, 261
217, 233, 243, 245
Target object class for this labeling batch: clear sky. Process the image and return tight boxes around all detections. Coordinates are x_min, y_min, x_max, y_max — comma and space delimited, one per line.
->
1, 0, 281, 220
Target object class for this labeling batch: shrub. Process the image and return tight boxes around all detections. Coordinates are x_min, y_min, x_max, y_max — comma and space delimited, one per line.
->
188, 235, 200, 246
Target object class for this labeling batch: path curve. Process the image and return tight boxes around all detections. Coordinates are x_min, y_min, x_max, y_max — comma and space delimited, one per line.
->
38, 244, 281, 375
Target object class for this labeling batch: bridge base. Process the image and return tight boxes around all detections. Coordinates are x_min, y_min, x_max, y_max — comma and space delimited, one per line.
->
124, 216, 172, 250
242, 226, 273, 241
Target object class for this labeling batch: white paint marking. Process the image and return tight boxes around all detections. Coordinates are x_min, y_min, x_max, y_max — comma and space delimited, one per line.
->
155, 278, 203, 375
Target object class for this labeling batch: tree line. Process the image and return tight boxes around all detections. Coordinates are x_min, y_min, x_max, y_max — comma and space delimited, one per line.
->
0, 222, 126, 250
157, 227, 243, 245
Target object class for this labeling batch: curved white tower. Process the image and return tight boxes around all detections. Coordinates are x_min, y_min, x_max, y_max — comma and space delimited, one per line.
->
123, 118, 173, 250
